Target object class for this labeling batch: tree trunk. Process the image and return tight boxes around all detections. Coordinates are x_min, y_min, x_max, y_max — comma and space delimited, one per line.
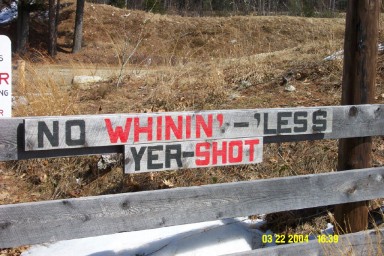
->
178, 0, 186, 15
16, 1, 29, 54
48, 0, 58, 57
334, 0, 380, 234
56, 0, 60, 34
198, 0, 203, 16
72, 0, 85, 53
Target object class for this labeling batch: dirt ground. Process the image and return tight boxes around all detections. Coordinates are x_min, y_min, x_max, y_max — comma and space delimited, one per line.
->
1, 1, 384, 254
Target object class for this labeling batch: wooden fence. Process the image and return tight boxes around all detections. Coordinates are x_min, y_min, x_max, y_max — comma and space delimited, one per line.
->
1, 104, 384, 254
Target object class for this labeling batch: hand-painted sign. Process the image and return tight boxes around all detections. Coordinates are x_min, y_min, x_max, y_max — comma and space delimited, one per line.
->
125, 137, 263, 173
24, 107, 332, 151
0, 35, 12, 118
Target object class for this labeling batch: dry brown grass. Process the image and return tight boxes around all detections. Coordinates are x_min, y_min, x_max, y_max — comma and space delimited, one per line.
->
6, 0, 346, 66
13, 60, 78, 117
2, 2, 384, 254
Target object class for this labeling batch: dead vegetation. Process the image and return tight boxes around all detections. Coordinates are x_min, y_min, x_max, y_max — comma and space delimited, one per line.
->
2, 1, 384, 254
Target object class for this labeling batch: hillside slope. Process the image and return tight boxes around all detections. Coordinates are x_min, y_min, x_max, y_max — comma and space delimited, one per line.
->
2, 1, 347, 65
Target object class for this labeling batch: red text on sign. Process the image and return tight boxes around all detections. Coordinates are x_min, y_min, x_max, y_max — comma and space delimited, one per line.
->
0, 73, 9, 85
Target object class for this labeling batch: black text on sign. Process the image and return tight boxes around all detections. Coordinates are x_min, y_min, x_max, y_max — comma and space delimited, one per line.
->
124, 138, 263, 173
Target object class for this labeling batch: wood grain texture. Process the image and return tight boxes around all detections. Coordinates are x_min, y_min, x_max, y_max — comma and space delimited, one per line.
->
1, 167, 384, 247
226, 228, 384, 256
1, 104, 384, 160
0, 118, 22, 160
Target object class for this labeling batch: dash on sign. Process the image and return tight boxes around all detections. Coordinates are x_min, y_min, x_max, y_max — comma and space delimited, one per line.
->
233, 122, 250, 128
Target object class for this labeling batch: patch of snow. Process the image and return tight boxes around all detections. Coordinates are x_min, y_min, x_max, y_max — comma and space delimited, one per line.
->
322, 223, 334, 235
323, 50, 343, 61
324, 43, 384, 61
22, 218, 264, 256
0, 2, 18, 25
284, 84, 296, 92
21, 214, 340, 256
72, 75, 105, 85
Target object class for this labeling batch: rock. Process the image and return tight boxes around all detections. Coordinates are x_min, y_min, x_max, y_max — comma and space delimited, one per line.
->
229, 92, 241, 100
72, 76, 104, 85
97, 154, 123, 171
284, 84, 296, 92
12, 96, 28, 107
240, 80, 252, 88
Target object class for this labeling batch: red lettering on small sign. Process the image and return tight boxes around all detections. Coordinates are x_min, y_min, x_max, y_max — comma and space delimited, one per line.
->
0, 109, 3, 116
0, 73, 9, 85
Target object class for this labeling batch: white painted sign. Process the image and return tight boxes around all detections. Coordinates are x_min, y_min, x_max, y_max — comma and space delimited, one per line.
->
125, 137, 263, 173
0, 35, 12, 118
24, 107, 333, 151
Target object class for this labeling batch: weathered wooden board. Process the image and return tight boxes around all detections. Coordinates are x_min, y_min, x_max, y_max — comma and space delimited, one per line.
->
1, 167, 384, 247
1, 104, 384, 161
226, 228, 384, 256
24, 106, 332, 150
125, 137, 263, 173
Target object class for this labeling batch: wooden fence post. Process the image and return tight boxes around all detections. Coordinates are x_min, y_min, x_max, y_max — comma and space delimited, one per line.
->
334, 0, 380, 234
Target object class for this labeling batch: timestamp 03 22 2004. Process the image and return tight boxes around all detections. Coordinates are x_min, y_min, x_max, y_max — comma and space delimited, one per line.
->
262, 234, 339, 244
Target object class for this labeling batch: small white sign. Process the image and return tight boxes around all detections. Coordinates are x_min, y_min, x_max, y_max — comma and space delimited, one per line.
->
0, 35, 12, 118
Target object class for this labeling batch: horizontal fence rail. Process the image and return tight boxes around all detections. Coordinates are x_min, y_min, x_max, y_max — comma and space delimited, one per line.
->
1, 104, 384, 161
1, 104, 384, 251
1, 167, 384, 248
227, 228, 384, 256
